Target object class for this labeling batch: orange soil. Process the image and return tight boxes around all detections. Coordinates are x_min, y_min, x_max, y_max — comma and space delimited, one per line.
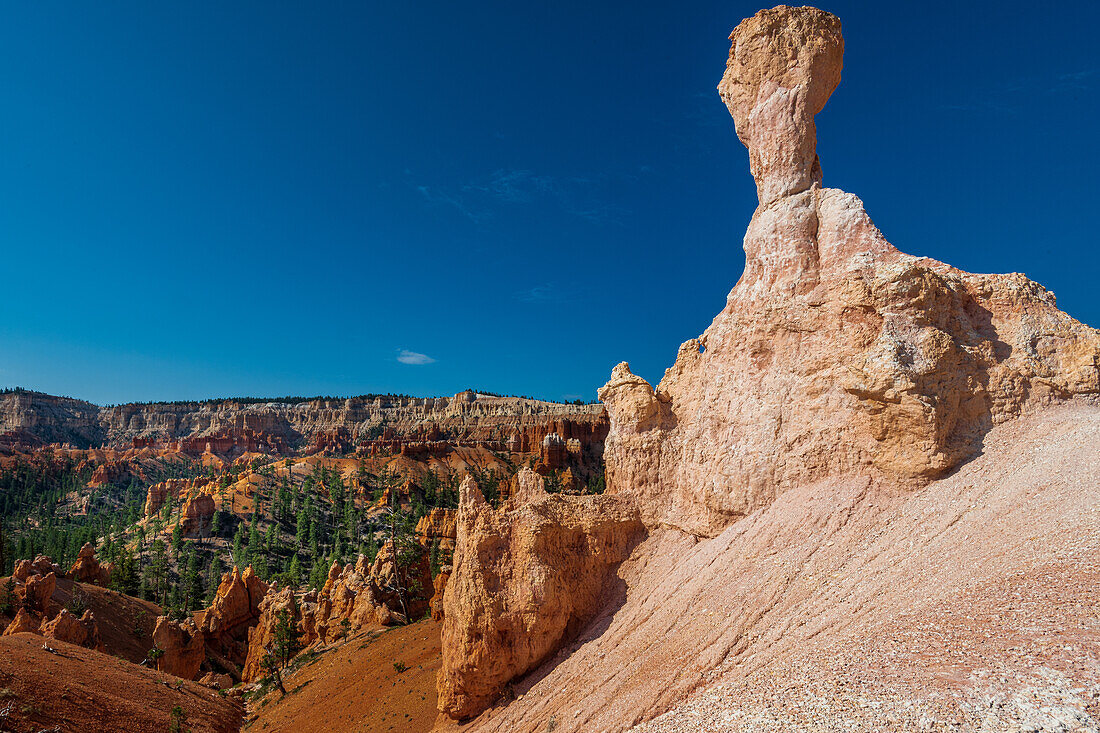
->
52, 577, 163, 662
1, 577, 162, 664
0, 632, 243, 733
246, 619, 442, 733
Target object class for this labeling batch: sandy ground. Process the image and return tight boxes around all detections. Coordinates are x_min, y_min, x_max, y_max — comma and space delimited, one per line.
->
0, 632, 243, 732
247, 619, 442, 733
447, 402, 1100, 732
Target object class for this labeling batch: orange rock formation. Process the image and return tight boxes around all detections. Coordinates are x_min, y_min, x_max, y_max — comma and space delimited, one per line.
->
68, 542, 111, 586
598, 5, 1099, 538
437, 471, 644, 719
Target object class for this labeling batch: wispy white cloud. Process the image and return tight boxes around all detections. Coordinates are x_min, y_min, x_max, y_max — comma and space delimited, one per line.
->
516, 282, 571, 303
397, 349, 436, 365
416, 185, 487, 223
940, 67, 1098, 114
409, 166, 650, 226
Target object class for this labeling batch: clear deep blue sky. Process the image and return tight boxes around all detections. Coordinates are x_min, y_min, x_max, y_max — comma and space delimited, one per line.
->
2, 1, 1097, 405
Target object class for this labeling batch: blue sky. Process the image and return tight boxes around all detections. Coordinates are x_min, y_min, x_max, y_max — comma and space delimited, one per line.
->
1, 1, 1097, 405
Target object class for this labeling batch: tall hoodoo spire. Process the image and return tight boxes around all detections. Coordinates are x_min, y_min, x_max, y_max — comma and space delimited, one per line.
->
719, 6, 843, 206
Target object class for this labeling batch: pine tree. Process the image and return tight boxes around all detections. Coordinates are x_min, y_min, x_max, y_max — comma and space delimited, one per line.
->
111, 546, 139, 595
295, 510, 309, 550
248, 513, 262, 556
232, 524, 247, 569
261, 602, 302, 695
171, 520, 184, 558
205, 554, 224, 605
182, 547, 203, 610
379, 502, 424, 624
429, 538, 442, 578
308, 560, 326, 591
147, 539, 169, 606
286, 554, 302, 588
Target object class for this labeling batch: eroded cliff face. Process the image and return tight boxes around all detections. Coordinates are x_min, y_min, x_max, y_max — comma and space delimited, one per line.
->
437, 471, 644, 720
0, 390, 104, 448
0, 389, 607, 458
241, 545, 435, 682
100, 393, 606, 455
598, 5, 1100, 538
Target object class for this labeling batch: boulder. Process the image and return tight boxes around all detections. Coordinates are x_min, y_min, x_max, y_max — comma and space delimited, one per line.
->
199, 672, 234, 690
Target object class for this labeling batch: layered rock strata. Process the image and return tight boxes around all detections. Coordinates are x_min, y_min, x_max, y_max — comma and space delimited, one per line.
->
102, 393, 607, 455
0, 390, 103, 448
1, 389, 608, 461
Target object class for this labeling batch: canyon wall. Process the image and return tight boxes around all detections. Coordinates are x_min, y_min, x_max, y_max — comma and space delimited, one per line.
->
100, 392, 604, 452
0, 389, 607, 456
0, 390, 104, 448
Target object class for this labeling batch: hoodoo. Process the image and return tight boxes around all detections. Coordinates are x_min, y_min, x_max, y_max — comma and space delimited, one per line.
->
599, 4, 1099, 538
436, 5, 1100, 730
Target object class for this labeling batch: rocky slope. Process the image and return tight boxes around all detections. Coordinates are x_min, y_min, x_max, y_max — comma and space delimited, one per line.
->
0, 632, 242, 732
435, 5, 1100, 730
448, 405, 1100, 732
247, 620, 443, 733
